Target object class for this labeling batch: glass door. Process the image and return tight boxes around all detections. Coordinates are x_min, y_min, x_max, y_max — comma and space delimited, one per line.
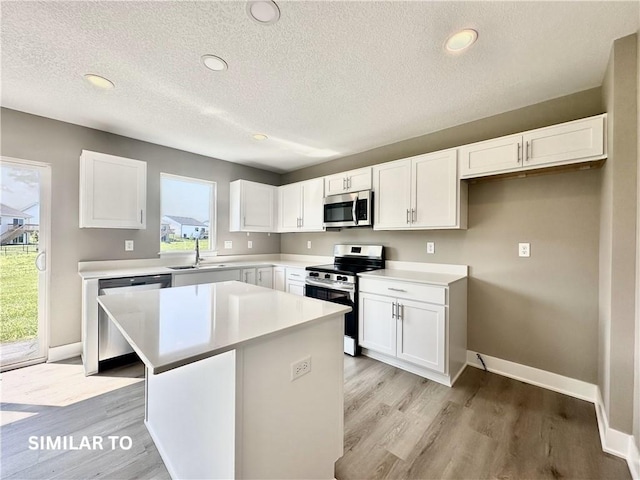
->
0, 158, 50, 370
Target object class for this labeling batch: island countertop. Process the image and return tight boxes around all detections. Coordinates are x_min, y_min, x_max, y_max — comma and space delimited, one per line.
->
97, 281, 351, 374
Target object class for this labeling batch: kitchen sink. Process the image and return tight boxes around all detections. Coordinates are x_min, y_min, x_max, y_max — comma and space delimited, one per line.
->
169, 264, 229, 270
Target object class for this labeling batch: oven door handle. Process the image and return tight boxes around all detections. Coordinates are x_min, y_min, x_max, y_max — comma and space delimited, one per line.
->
305, 278, 354, 292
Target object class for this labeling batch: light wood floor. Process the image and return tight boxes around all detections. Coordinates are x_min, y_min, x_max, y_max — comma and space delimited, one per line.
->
0, 356, 631, 479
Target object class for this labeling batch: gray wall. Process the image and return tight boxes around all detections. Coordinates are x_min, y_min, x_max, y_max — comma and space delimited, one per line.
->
599, 34, 638, 435
634, 28, 640, 453
0, 108, 281, 347
281, 88, 605, 384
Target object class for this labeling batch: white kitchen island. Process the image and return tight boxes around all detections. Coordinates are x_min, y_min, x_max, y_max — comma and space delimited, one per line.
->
97, 281, 350, 480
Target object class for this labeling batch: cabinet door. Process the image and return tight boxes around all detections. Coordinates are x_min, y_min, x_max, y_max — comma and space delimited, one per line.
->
412, 150, 458, 228
522, 116, 605, 168
287, 281, 305, 296
300, 178, 325, 231
346, 167, 372, 193
396, 299, 445, 373
372, 160, 412, 230
79, 150, 146, 229
256, 267, 273, 289
324, 173, 348, 196
279, 184, 301, 232
359, 293, 396, 356
242, 268, 256, 285
273, 267, 286, 291
242, 182, 275, 232
458, 134, 522, 178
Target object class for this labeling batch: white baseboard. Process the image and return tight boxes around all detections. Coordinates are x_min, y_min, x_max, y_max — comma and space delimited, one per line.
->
629, 437, 639, 480
466, 350, 596, 402
467, 350, 637, 476
47, 342, 82, 363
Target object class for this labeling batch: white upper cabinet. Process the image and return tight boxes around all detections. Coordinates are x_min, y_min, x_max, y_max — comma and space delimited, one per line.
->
79, 150, 147, 229
229, 180, 277, 232
278, 178, 325, 232
372, 160, 412, 229
459, 114, 606, 179
324, 167, 372, 196
374, 149, 466, 230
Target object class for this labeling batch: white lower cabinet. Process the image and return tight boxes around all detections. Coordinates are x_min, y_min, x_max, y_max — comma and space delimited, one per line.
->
358, 274, 467, 386
256, 267, 273, 288
285, 267, 306, 296
273, 267, 286, 291
241, 268, 256, 285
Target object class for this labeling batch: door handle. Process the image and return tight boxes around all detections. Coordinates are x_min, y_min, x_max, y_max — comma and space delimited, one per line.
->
352, 198, 358, 226
35, 251, 46, 272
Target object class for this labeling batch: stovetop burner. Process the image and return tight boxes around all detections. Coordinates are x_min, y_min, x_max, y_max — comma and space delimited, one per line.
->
305, 263, 380, 276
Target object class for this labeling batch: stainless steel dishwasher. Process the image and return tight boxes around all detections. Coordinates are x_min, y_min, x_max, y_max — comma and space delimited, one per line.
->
98, 274, 172, 370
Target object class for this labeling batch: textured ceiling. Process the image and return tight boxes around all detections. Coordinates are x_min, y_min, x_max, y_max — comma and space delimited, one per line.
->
1, 1, 638, 173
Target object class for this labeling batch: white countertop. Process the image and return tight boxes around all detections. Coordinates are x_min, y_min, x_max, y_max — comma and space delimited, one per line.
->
78, 259, 318, 280
358, 269, 467, 286
97, 281, 351, 374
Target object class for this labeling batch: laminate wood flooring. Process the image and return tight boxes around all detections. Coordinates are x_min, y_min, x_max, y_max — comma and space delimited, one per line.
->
0, 356, 631, 479
337, 355, 631, 480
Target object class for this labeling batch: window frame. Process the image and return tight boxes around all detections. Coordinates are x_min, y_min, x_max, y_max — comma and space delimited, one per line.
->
159, 172, 217, 256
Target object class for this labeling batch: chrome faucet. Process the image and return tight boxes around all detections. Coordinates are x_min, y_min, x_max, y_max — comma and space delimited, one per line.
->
195, 238, 202, 267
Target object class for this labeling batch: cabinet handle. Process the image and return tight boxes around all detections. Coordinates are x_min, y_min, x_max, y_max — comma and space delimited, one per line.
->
406, 209, 411, 224
391, 302, 396, 319
525, 141, 530, 161
299, 217, 303, 228
388, 287, 407, 292
343, 178, 347, 190
347, 177, 351, 189
412, 209, 416, 222
398, 303, 404, 320
290, 273, 300, 277
517, 143, 521, 163
258, 271, 262, 282
140, 210, 143, 224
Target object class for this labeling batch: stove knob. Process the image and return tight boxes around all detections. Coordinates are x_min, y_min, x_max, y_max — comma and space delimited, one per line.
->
337, 275, 345, 281
324, 274, 331, 279
309, 272, 318, 277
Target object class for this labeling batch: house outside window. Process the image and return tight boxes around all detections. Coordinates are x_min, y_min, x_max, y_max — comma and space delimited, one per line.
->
160, 173, 216, 253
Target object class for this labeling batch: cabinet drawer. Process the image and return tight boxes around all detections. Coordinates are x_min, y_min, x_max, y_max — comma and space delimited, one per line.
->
286, 268, 306, 282
359, 278, 446, 305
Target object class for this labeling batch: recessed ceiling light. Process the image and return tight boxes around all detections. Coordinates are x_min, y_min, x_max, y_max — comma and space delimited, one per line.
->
253, 133, 268, 141
83, 74, 114, 89
247, 1, 280, 25
445, 29, 478, 53
201, 55, 228, 72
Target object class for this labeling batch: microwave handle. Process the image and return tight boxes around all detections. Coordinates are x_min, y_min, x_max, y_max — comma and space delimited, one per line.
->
352, 194, 358, 226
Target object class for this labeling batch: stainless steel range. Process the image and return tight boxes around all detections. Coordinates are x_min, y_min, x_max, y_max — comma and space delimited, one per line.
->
305, 245, 385, 356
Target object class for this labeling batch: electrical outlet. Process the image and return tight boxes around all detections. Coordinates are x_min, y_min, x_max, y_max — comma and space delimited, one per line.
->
248, 240, 253, 249
125, 240, 134, 251
426, 242, 435, 254
307, 240, 312, 249
224, 241, 232, 249
519, 243, 530, 257
291, 356, 312, 381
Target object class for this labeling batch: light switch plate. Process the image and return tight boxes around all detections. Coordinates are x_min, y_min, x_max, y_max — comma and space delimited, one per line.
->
426, 242, 435, 254
519, 243, 530, 257
125, 240, 134, 251
307, 241, 312, 249
224, 241, 232, 249
248, 240, 253, 249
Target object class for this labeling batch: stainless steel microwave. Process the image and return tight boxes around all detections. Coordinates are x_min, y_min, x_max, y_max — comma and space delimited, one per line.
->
323, 190, 373, 228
